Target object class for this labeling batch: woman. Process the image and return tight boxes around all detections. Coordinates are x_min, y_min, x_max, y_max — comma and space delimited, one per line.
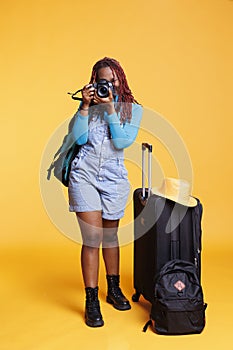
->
68, 57, 142, 327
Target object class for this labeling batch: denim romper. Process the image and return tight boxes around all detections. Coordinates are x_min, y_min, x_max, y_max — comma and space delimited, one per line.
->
68, 114, 130, 220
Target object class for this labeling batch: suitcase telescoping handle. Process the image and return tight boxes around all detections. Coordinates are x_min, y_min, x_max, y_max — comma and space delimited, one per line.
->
142, 143, 153, 199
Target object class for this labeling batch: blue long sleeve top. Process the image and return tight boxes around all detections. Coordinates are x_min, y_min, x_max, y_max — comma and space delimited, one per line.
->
71, 103, 143, 150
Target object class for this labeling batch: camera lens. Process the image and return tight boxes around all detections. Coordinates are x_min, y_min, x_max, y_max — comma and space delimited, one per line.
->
97, 85, 109, 98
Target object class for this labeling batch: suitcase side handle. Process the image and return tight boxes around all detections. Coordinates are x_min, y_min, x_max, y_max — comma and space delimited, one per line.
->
142, 143, 153, 199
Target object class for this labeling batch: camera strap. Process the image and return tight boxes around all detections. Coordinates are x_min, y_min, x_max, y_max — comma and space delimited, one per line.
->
67, 89, 83, 101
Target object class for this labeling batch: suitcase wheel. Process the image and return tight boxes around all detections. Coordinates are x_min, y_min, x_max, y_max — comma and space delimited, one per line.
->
132, 291, 140, 302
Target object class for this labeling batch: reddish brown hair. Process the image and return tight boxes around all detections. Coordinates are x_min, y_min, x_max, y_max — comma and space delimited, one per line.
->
89, 57, 139, 123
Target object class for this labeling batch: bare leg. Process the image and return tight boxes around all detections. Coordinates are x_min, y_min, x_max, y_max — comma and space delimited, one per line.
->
76, 211, 103, 288
102, 219, 131, 310
102, 219, 120, 275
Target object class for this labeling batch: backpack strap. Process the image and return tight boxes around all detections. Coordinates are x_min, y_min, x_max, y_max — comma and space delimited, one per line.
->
192, 200, 202, 278
142, 319, 152, 332
47, 144, 64, 180
47, 163, 54, 180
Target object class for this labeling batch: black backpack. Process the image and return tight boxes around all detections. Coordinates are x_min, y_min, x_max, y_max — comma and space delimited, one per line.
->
144, 259, 207, 335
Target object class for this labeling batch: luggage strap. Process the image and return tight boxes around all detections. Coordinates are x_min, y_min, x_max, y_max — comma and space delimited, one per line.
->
142, 143, 153, 200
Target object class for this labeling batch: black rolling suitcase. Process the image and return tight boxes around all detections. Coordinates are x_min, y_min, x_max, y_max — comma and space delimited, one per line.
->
132, 143, 207, 334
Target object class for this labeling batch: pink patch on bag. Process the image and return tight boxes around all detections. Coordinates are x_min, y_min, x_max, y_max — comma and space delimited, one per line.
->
174, 280, 186, 291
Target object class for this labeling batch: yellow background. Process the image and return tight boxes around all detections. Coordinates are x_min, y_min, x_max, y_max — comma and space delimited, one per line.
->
1, 0, 233, 349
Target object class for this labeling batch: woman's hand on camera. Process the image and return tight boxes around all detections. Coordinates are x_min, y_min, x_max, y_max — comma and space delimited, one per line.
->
81, 84, 94, 108
93, 89, 115, 115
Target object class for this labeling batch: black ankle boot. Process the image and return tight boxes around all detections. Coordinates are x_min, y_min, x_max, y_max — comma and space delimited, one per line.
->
85, 287, 104, 327
106, 275, 131, 311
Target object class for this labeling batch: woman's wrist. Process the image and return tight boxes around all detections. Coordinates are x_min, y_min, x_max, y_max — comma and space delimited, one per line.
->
80, 103, 89, 110
106, 102, 115, 115
79, 103, 89, 115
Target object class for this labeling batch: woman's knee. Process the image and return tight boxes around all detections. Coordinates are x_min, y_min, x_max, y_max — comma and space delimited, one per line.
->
102, 226, 118, 242
102, 220, 119, 247
82, 231, 103, 248
76, 211, 103, 248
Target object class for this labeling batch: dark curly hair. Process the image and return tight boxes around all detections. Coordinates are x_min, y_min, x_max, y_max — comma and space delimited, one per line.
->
89, 57, 139, 123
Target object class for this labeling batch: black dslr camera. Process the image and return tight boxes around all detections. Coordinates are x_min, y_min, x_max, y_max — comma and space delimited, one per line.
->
68, 79, 115, 100
92, 79, 114, 98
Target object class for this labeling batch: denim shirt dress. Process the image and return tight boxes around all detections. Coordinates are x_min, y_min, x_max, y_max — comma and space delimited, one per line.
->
68, 103, 143, 220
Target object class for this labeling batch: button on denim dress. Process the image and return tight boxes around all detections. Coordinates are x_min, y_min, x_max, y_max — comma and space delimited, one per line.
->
68, 114, 130, 220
